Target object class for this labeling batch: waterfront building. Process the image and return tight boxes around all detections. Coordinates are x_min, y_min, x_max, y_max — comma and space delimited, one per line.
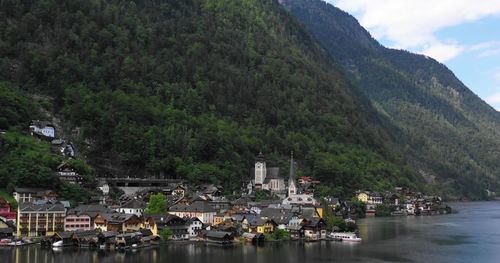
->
248, 218, 277, 233
17, 202, 66, 237
0, 198, 17, 222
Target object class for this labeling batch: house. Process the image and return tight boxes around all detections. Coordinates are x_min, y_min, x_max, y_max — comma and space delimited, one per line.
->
52, 231, 77, 246
205, 231, 234, 244
13, 188, 57, 203
168, 201, 217, 224
302, 217, 327, 240
324, 196, 340, 210
141, 216, 159, 236
173, 196, 192, 206
93, 213, 141, 233
185, 217, 203, 237
260, 207, 294, 230
0, 217, 14, 238
0, 198, 17, 222
172, 185, 185, 198
98, 230, 118, 248
17, 202, 66, 237
71, 229, 99, 247
69, 204, 114, 227
29, 120, 55, 138
65, 211, 92, 231
116, 199, 147, 216
356, 191, 370, 203
356, 190, 383, 205
56, 162, 83, 184
248, 219, 277, 234
242, 232, 265, 243
214, 213, 226, 226
148, 214, 189, 240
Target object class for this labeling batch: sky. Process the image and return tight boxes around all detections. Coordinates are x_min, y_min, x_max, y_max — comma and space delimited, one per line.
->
329, 0, 500, 111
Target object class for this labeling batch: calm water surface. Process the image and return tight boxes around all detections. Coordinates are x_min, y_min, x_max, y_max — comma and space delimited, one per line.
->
2, 201, 500, 263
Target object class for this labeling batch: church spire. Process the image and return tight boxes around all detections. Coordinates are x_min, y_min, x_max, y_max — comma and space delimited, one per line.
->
288, 151, 296, 197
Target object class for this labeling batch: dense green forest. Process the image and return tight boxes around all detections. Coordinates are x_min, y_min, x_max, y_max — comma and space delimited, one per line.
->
282, 0, 500, 199
0, 0, 427, 199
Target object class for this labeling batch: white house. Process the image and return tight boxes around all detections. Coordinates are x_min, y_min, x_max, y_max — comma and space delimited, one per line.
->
29, 121, 55, 138
168, 201, 216, 224
116, 199, 147, 217
185, 217, 203, 237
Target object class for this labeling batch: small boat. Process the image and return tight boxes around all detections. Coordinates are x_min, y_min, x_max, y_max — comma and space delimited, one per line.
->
328, 232, 362, 242
52, 240, 64, 247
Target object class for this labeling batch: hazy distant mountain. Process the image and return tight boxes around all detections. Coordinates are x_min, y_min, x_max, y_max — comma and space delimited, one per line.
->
282, 0, 500, 199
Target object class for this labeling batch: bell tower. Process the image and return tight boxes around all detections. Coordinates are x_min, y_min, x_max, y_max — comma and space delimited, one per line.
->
254, 152, 266, 189
288, 151, 297, 197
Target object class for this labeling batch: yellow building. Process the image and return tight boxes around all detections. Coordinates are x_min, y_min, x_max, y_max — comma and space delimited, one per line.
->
357, 192, 369, 203
249, 219, 276, 234
17, 203, 66, 237
142, 216, 158, 236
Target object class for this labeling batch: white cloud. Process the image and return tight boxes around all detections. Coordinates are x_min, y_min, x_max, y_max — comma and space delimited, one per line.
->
329, 0, 500, 62
486, 93, 500, 103
422, 42, 465, 63
486, 93, 500, 111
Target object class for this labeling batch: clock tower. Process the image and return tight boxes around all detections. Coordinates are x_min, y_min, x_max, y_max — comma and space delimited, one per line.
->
254, 152, 266, 189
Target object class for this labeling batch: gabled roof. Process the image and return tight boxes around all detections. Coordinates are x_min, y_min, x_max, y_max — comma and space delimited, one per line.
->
19, 202, 66, 213
121, 199, 147, 209
169, 201, 216, 213
101, 213, 136, 223
73, 230, 98, 238
139, 228, 153, 236
205, 231, 232, 239
250, 218, 277, 227
185, 217, 202, 225
147, 214, 182, 224
100, 230, 119, 238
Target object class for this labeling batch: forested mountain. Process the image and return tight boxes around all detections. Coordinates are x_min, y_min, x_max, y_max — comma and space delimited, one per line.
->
0, 0, 425, 198
282, 0, 500, 199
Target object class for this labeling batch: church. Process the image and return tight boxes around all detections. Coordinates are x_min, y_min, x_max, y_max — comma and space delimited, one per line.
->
249, 152, 287, 197
283, 152, 317, 206
248, 152, 317, 205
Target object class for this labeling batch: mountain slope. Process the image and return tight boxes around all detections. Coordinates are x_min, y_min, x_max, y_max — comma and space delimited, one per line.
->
282, 0, 500, 199
0, 0, 424, 197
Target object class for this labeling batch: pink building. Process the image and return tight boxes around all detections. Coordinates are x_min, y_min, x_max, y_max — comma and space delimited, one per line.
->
65, 213, 92, 231
0, 198, 16, 221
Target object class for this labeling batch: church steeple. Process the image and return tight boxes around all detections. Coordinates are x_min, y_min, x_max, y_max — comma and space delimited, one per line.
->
255, 152, 266, 188
288, 151, 296, 197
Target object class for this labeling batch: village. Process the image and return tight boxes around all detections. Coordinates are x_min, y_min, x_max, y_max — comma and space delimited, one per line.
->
0, 122, 451, 249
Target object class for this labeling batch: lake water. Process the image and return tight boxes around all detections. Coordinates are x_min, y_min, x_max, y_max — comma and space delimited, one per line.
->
2, 201, 500, 263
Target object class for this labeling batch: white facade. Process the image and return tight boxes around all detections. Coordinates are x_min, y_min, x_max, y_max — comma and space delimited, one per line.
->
31, 125, 55, 138
187, 219, 203, 237
116, 207, 143, 217
169, 211, 216, 225
255, 160, 266, 185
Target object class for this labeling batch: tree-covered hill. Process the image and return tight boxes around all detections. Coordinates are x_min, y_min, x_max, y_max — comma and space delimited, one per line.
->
282, 0, 500, 199
0, 0, 426, 197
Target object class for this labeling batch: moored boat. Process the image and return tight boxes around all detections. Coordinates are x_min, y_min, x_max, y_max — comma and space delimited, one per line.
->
328, 232, 362, 242
52, 240, 64, 247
